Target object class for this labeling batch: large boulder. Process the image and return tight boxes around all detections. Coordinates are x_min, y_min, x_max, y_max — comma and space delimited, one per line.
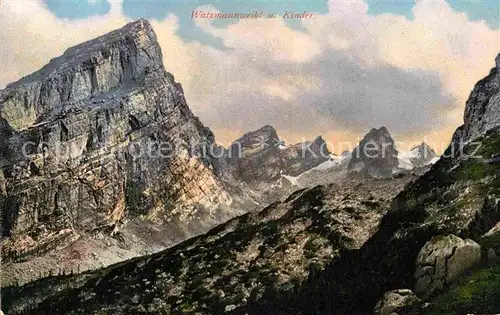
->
414, 235, 481, 297
481, 221, 500, 261
373, 289, 420, 315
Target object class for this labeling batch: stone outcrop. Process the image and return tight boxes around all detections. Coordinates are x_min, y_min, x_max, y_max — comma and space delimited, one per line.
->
348, 127, 399, 178
0, 20, 237, 263
480, 222, 500, 261
414, 235, 481, 297
373, 289, 420, 315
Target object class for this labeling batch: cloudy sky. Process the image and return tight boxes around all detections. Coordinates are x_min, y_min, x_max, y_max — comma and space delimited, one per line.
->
1, 0, 499, 153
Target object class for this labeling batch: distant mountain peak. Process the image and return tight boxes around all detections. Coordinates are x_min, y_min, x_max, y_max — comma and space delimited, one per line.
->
398, 142, 438, 169
347, 127, 399, 178
225, 127, 330, 183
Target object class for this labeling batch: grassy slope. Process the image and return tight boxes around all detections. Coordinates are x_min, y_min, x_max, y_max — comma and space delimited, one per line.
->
424, 262, 500, 315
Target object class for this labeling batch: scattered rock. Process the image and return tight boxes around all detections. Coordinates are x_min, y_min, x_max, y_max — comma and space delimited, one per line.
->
224, 304, 237, 312
373, 289, 420, 315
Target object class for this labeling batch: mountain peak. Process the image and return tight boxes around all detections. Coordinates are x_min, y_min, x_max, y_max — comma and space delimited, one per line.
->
348, 127, 398, 178
460, 54, 500, 143
368, 126, 391, 136
258, 124, 278, 134
313, 135, 325, 144
407, 142, 437, 167
0, 20, 236, 273
232, 125, 280, 147
410, 142, 430, 152
0, 19, 168, 133
6, 19, 160, 91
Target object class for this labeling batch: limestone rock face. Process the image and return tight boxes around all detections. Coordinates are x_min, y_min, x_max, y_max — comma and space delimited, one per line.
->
348, 127, 399, 178
414, 235, 481, 297
460, 54, 500, 143
373, 289, 420, 315
0, 20, 233, 261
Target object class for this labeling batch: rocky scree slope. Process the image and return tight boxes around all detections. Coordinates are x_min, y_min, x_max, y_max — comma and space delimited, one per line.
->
0, 20, 248, 279
2, 170, 426, 315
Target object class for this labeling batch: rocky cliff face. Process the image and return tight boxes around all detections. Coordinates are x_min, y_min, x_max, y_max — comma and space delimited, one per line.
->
348, 127, 399, 178
281, 136, 330, 176
460, 55, 500, 143
0, 20, 237, 265
226, 125, 283, 183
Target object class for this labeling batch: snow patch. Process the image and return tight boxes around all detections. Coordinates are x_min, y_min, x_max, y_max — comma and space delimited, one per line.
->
398, 153, 414, 170
398, 149, 440, 169
280, 154, 349, 186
